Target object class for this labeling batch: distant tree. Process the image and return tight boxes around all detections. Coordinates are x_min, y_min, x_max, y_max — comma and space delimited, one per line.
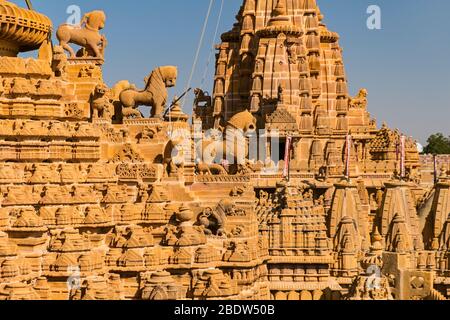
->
423, 133, 450, 155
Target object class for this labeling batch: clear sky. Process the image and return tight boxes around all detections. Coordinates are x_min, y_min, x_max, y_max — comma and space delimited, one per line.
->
12, 0, 450, 144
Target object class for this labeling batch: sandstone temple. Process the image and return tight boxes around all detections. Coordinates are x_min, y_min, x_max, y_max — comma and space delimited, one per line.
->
0, 0, 448, 301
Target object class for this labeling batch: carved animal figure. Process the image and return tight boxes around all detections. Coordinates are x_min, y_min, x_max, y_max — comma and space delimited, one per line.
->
56, 10, 107, 58
196, 110, 257, 168
198, 207, 226, 237
349, 88, 368, 109
196, 162, 228, 176
91, 84, 113, 120
110, 80, 140, 120
163, 138, 185, 177
121, 107, 142, 119
111, 80, 136, 101
119, 66, 177, 119
52, 46, 67, 77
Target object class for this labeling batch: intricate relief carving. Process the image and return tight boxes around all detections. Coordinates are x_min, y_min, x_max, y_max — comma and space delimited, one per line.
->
10, 78, 34, 97
112, 144, 144, 163
197, 207, 226, 237
64, 103, 84, 119
138, 125, 163, 143
116, 163, 157, 180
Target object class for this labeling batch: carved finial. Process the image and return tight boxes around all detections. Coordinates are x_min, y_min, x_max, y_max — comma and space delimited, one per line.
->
431, 237, 440, 251
273, 0, 287, 17
267, 0, 291, 27
371, 227, 383, 252
317, 7, 324, 22
277, 83, 284, 104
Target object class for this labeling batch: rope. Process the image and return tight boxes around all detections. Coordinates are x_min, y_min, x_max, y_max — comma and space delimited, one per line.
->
200, 0, 225, 87
181, 0, 215, 108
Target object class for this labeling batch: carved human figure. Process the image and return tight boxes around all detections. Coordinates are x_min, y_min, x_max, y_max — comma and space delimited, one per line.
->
0, 164, 19, 180
138, 183, 150, 203
27, 164, 59, 183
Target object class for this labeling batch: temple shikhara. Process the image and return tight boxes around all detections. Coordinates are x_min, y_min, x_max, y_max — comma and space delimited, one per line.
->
0, 0, 449, 301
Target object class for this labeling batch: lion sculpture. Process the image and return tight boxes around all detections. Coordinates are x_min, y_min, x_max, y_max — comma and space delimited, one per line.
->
196, 110, 257, 175
56, 10, 107, 58
111, 80, 140, 119
119, 66, 178, 119
91, 84, 113, 120
349, 88, 368, 109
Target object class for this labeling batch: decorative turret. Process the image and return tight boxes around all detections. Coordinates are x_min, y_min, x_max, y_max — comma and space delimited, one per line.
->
332, 216, 359, 277
378, 181, 424, 252
346, 229, 394, 300
165, 97, 189, 122
0, 0, 52, 57
422, 174, 450, 250
329, 180, 371, 252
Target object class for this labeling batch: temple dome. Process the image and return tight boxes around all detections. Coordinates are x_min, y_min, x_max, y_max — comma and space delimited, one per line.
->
0, 0, 52, 56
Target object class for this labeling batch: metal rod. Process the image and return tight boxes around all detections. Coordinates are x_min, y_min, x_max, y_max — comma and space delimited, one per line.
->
400, 134, 406, 179
164, 87, 192, 117
346, 134, 351, 180
433, 154, 437, 184
25, 0, 33, 10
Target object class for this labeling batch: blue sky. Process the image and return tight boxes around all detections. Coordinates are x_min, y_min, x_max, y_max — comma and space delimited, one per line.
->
13, 0, 450, 144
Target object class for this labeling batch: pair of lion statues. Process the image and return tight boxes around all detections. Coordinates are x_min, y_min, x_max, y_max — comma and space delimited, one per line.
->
56, 10, 178, 119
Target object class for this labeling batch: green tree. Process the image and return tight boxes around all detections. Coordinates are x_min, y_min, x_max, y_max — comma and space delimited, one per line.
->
423, 133, 450, 154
